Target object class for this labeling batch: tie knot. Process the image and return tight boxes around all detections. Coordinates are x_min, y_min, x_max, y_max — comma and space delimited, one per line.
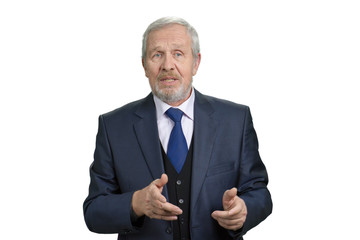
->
166, 108, 184, 123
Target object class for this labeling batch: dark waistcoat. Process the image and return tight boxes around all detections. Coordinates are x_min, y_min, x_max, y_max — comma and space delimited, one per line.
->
162, 139, 194, 240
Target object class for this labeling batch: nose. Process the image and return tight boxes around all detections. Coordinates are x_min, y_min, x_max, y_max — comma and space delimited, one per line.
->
161, 53, 175, 71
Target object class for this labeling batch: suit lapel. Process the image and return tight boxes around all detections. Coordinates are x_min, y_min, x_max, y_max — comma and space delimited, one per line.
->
191, 90, 218, 213
133, 94, 165, 181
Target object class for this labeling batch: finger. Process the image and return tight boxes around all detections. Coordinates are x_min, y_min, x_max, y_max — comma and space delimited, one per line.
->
151, 201, 182, 214
214, 214, 245, 225
223, 187, 237, 203
212, 209, 244, 220
154, 173, 168, 188
212, 211, 245, 231
212, 210, 230, 219
159, 215, 179, 221
223, 188, 237, 210
149, 213, 179, 221
227, 199, 243, 216
217, 218, 245, 231
150, 198, 182, 214
229, 197, 247, 216
151, 207, 182, 218
212, 203, 243, 219
148, 182, 167, 203
149, 204, 182, 221
161, 202, 183, 215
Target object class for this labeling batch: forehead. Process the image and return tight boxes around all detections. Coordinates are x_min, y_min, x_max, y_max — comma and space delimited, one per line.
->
147, 24, 191, 51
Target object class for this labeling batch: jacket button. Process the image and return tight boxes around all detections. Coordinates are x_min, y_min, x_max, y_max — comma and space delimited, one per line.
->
166, 226, 172, 234
179, 199, 184, 204
176, 180, 182, 185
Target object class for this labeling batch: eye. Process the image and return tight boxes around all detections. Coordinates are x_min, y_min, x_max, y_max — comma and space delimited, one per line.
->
153, 53, 161, 58
175, 52, 182, 57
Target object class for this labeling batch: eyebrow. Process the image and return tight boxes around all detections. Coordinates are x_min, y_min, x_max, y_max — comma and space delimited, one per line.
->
149, 44, 186, 52
149, 46, 162, 52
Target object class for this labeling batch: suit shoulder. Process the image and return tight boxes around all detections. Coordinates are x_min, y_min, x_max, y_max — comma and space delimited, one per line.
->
197, 92, 253, 128
100, 94, 152, 121
200, 93, 249, 113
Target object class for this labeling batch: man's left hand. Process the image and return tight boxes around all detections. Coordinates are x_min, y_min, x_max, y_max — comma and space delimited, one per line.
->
211, 187, 247, 231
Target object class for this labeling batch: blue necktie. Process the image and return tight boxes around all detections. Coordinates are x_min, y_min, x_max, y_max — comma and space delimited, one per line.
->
166, 108, 188, 173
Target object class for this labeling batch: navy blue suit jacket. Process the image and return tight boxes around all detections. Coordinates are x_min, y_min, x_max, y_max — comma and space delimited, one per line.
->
84, 90, 272, 240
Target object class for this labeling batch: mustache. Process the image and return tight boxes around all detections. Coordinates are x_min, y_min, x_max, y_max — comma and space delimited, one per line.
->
157, 73, 181, 81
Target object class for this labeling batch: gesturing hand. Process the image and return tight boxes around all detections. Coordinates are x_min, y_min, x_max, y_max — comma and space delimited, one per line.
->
211, 187, 247, 231
131, 174, 182, 220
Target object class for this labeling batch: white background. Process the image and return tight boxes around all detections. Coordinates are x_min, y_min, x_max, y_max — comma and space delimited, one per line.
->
1, 0, 359, 239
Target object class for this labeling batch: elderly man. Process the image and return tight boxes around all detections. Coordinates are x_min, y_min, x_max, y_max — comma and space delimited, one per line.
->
84, 17, 272, 240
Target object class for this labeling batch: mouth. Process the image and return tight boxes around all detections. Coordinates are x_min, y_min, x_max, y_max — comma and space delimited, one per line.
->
159, 76, 179, 85
160, 76, 178, 82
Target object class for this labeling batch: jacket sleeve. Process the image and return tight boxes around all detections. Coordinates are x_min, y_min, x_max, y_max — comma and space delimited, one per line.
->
230, 106, 273, 238
83, 115, 141, 234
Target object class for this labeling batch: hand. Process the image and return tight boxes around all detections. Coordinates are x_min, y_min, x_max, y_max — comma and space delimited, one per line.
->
211, 187, 247, 231
131, 174, 182, 221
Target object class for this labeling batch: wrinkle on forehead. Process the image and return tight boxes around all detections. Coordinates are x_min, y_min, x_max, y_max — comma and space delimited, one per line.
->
146, 25, 191, 54
149, 44, 187, 52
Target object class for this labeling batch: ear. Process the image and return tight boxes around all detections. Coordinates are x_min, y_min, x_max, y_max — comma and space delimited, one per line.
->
192, 53, 201, 76
142, 58, 148, 78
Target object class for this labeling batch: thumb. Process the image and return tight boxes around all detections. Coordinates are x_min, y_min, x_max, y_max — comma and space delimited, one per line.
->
223, 187, 237, 209
154, 173, 168, 189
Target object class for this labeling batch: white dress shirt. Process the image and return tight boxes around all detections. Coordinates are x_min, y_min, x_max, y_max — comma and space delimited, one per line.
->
153, 89, 195, 153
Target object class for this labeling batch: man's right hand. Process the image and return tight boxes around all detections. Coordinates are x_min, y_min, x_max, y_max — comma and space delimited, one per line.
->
131, 173, 182, 221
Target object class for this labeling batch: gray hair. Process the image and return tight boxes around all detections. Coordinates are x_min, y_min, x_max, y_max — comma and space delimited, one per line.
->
142, 17, 200, 61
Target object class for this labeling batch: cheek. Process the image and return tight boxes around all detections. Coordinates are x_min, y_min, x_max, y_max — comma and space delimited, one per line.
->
147, 63, 161, 75
145, 67, 156, 79
183, 66, 195, 78
176, 63, 192, 76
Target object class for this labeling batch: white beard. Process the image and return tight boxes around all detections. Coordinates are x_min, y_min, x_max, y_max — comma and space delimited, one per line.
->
152, 79, 192, 105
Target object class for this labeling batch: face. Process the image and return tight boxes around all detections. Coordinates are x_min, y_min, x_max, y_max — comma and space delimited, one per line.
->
143, 24, 201, 106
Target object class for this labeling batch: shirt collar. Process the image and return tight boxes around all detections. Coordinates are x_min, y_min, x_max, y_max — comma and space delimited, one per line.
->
153, 88, 195, 120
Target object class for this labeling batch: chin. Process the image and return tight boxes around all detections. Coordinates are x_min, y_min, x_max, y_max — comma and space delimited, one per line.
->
154, 85, 191, 105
